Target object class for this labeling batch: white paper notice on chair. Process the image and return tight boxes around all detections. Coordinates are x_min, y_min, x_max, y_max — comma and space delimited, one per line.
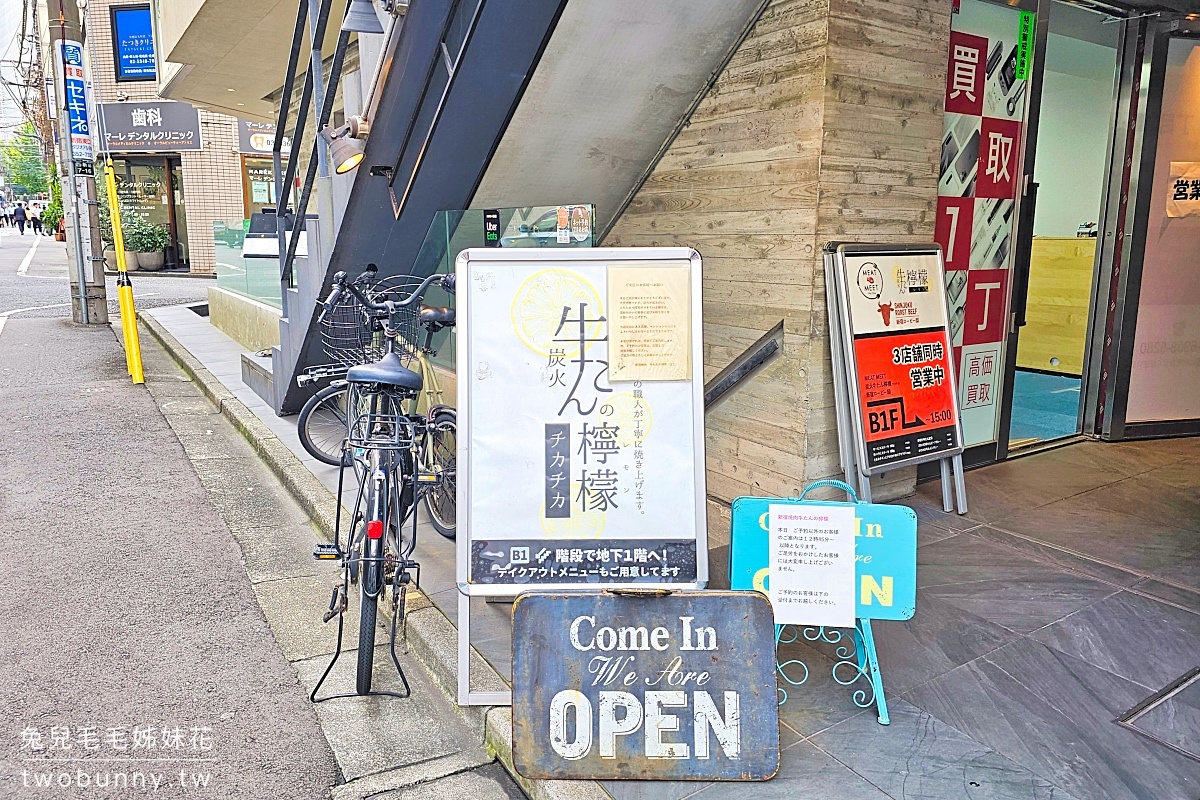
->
768, 503, 856, 628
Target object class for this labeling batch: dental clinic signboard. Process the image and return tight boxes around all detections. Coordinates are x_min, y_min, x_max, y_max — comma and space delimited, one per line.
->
456, 248, 707, 595
512, 591, 779, 780
98, 101, 202, 152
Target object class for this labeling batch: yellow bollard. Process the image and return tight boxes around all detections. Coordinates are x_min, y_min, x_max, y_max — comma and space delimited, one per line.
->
104, 158, 144, 385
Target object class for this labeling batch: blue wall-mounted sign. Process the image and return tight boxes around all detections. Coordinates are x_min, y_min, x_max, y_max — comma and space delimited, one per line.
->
111, 5, 156, 82
729, 495, 916, 621
512, 591, 780, 781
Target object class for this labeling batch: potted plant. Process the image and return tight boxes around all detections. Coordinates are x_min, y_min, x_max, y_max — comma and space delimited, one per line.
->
131, 221, 169, 271
41, 199, 63, 241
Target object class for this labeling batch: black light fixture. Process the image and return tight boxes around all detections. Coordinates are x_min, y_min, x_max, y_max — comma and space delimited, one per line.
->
342, 0, 385, 34
320, 115, 371, 175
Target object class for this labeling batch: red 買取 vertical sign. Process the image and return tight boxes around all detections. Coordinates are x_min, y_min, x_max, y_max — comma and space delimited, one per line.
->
935, 0, 1033, 448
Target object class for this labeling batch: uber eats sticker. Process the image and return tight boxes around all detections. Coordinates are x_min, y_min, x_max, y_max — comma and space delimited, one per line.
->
511, 591, 779, 781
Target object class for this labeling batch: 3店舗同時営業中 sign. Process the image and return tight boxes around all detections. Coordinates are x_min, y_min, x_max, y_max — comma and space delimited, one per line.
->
512, 591, 779, 781
834, 249, 962, 472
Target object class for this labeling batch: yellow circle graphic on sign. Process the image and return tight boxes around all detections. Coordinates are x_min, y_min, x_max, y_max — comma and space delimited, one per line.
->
511, 269, 604, 357
541, 483, 606, 539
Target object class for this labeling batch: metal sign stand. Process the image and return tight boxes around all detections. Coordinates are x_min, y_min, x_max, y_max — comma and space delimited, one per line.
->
729, 480, 918, 726
823, 244, 968, 513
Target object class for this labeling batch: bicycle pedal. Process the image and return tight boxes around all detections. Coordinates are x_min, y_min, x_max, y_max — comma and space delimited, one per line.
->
313, 543, 342, 561
416, 472, 442, 486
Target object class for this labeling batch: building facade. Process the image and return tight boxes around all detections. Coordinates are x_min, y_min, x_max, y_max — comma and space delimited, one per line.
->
153, 0, 1200, 506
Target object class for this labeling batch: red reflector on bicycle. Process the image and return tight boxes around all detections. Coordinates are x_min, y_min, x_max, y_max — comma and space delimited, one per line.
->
366, 520, 383, 539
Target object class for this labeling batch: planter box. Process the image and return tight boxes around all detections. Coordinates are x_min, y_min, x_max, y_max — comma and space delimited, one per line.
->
138, 251, 164, 271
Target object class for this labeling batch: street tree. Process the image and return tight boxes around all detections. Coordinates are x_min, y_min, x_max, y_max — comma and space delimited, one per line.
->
1, 122, 50, 197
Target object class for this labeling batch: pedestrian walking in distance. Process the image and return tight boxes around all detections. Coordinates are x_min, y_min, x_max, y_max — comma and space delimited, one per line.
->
13, 203, 27, 235
30, 203, 42, 235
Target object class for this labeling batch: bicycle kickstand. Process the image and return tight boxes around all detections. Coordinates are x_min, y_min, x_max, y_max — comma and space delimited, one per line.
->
310, 580, 349, 703
387, 568, 412, 697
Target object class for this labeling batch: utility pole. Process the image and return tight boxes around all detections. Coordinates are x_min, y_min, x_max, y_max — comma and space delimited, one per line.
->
47, 0, 107, 324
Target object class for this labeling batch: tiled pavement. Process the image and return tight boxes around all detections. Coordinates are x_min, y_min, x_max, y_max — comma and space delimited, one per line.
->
147, 304, 1200, 800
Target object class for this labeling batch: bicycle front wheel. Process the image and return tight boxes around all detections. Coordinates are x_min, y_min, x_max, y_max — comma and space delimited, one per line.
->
298, 384, 350, 466
423, 409, 456, 539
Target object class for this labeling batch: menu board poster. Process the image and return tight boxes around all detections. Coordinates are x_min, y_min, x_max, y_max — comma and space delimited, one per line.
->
459, 249, 706, 593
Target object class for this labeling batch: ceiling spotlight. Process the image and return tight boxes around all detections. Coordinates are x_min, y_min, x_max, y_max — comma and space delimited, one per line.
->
342, 0, 384, 34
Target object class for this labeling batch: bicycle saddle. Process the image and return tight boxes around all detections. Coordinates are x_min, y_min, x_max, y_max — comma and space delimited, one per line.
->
419, 305, 455, 327
346, 352, 423, 391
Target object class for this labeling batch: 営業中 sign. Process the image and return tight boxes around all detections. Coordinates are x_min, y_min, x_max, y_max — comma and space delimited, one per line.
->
1167, 162, 1200, 219
456, 248, 706, 595
512, 591, 779, 781
827, 243, 963, 473
98, 101, 202, 153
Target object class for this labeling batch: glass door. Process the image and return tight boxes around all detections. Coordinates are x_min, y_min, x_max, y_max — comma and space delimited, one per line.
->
1123, 33, 1200, 431
1005, 1, 1121, 449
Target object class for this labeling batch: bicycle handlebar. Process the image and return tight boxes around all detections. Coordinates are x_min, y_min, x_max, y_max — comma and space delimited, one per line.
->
316, 268, 455, 323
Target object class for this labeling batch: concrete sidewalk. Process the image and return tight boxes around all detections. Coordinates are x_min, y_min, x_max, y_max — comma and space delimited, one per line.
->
0, 316, 338, 798
133, 325, 526, 800
138, 302, 1200, 800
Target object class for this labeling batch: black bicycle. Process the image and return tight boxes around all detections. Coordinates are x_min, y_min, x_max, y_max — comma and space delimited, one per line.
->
309, 266, 456, 700
296, 269, 457, 539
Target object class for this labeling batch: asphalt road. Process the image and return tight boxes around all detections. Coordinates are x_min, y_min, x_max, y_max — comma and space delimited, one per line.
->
0, 229, 211, 320
0, 229, 339, 797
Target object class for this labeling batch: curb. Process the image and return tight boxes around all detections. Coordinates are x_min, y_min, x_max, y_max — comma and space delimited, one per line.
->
137, 311, 609, 800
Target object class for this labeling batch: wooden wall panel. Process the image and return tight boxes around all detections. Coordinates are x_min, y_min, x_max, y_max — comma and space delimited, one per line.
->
606, 0, 952, 504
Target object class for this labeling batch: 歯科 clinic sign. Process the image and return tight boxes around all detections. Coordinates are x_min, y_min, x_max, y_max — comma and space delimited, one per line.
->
98, 101, 202, 152
512, 591, 779, 781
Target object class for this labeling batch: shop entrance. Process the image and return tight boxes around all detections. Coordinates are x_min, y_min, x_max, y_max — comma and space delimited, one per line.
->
1006, 2, 1120, 448
930, 0, 1199, 474
111, 155, 189, 270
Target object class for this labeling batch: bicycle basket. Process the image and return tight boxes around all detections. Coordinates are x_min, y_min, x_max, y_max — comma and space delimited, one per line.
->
318, 274, 426, 368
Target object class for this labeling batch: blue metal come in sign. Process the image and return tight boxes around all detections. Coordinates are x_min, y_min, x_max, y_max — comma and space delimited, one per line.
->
512, 591, 780, 781
729, 480, 916, 724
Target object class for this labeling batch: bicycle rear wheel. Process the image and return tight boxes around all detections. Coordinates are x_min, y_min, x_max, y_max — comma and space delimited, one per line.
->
423, 410, 456, 539
356, 588, 377, 695
357, 534, 382, 695
299, 384, 349, 466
